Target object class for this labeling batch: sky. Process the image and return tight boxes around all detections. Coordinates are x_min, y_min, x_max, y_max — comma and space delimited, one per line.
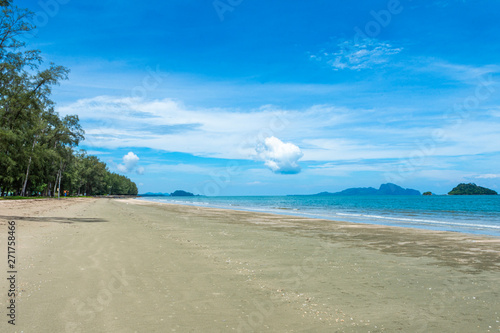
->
17, 0, 500, 195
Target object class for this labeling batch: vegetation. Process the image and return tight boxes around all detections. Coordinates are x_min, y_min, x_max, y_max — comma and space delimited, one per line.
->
448, 183, 497, 195
0, 2, 137, 197
423, 191, 432, 196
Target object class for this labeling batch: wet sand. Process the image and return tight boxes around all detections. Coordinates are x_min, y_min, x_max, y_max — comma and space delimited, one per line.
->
0, 198, 499, 332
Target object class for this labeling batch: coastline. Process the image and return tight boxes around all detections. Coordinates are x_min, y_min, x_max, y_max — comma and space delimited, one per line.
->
136, 195, 500, 237
129, 198, 500, 272
1, 198, 499, 332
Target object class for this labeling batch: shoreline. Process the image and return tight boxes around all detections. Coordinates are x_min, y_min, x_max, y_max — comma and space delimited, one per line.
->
1, 198, 499, 332
135, 196, 500, 238
125, 198, 500, 272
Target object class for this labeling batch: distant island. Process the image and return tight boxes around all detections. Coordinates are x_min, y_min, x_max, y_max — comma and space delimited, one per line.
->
423, 191, 433, 196
448, 183, 497, 195
140, 192, 170, 197
139, 190, 197, 197
170, 190, 195, 197
313, 183, 421, 196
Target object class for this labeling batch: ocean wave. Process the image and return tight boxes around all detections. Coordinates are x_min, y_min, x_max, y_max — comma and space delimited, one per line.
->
136, 196, 500, 235
273, 207, 299, 211
335, 212, 500, 230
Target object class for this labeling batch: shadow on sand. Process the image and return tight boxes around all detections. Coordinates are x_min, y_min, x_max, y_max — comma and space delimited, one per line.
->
0, 215, 108, 224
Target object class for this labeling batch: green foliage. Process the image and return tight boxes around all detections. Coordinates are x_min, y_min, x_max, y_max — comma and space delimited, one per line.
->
59, 153, 138, 196
171, 190, 194, 197
423, 191, 432, 196
0, 196, 43, 200
0, 2, 138, 198
448, 183, 497, 195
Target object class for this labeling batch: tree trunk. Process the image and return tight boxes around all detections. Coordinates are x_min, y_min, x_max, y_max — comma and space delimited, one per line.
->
53, 172, 59, 197
57, 169, 62, 199
21, 161, 30, 196
21, 137, 37, 197
57, 161, 65, 199
21, 157, 32, 196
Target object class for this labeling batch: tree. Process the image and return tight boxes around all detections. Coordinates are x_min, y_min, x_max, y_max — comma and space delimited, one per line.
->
0, 2, 138, 198
1, 2, 69, 195
448, 183, 497, 195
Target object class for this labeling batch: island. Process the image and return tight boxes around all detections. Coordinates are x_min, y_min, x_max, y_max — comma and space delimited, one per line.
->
313, 183, 421, 196
170, 190, 195, 197
423, 192, 432, 196
139, 192, 170, 197
448, 183, 497, 195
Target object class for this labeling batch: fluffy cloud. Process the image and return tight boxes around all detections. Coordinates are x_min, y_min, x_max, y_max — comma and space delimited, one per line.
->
255, 136, 303, 174
117, 152, 140, 173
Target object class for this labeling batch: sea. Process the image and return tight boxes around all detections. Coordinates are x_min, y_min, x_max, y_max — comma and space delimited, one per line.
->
137, 195, 500, 237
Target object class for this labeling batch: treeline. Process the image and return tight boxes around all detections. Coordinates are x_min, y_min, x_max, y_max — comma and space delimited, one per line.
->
0, 2, 137, 197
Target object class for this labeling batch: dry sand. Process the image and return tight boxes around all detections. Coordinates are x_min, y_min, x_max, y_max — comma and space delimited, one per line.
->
0, 197, 499, 332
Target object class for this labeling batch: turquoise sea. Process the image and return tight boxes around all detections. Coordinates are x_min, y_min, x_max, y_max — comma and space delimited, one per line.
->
137, 195, 500, 237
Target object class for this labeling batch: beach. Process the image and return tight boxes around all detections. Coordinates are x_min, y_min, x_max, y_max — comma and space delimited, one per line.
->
1, 198, 499, 332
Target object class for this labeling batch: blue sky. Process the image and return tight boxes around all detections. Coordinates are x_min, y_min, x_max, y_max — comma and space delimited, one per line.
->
19, 0, 500, 195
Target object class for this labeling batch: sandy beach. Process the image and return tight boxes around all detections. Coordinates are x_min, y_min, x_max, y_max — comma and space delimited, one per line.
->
0, 198, 499, 332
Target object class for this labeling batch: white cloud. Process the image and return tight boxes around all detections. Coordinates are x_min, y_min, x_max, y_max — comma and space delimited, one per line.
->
145, 163, 215, 174
490, 109, 500, 118
117, 152, 140, 173
255, 136, 303, 174
85, 150, 111, 155
58, 96, 500, 167
476, 174, 500, 179
420, 61, 500, 84
312, 39, 402, 71
59, 96, 299, 160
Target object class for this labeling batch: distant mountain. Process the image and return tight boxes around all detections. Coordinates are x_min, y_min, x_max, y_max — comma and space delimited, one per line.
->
313, 183, 421, 196
333, 187, 378, 195
448, 183, 497, 195
170, 190, 195, 197
139, 192, 170, 196
139, 190, 198, 197
377, 183, 421, 195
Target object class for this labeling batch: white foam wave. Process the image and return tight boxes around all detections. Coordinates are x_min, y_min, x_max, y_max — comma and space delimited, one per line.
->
335, 212, 500, 229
